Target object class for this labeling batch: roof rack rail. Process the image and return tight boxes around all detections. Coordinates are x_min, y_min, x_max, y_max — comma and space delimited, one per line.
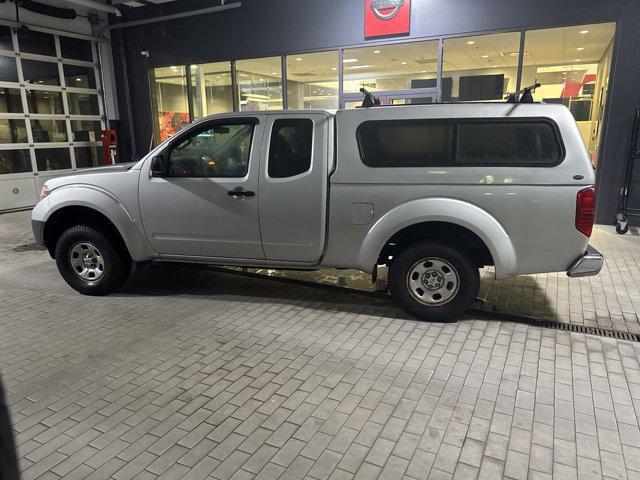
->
506, 82, 541, 104
359, 88, 382, 108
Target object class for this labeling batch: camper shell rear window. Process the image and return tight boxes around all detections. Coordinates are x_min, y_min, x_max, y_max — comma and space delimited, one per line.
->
357, 118, 565, 168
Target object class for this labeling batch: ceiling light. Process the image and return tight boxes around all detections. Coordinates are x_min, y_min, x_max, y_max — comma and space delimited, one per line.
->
296, 58, 302, 61
577, 47, 584, 51
331, 67, 337, 71
272, 72, 278, 75
466, 41, 475, 45
481, 55, 489, 58
421, 70, 427, 73
373, 50, 381, 54
401, 61, 407, 65
76, 77, 82, 82
580, 30, 589, 34
343, 58, 358, 63
492, 65, 498, 68
259, 78, 265, 81
346, 65, 373, 70
190, 65, 197, 69
574, 59, 581, 62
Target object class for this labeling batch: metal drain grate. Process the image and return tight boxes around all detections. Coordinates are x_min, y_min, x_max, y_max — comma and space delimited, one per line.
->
470, 308, 640, 342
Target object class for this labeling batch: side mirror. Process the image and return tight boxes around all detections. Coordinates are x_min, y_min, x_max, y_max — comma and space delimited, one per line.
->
150, 155, 167, 177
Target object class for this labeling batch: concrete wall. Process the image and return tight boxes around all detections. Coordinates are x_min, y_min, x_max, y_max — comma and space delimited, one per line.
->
111, 0, 640, 223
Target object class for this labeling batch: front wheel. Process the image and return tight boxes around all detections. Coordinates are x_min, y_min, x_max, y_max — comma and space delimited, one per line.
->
54, 225, 131, 296
388, 242, 479, 322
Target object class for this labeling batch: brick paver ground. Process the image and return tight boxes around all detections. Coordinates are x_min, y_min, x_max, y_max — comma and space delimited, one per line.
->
2, 210, 640, 479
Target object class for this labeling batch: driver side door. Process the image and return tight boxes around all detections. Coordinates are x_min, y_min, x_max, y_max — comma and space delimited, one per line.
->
139, 116, 265, 260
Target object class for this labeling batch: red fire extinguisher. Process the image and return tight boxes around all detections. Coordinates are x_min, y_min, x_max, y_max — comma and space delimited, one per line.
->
101, 130, 118, 165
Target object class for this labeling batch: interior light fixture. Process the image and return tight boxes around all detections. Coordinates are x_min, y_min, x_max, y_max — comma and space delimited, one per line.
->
580, 30, 589, 34
373, 50, 381, 54
421, 70, 427, 73
347, 65, 373, 70
481, 55, 489, 58
577, 47, 584, 51
401, 61, 407, 65
296, 58, 302, 61
574, 58, 581, 62
343, 58, 358, 63
466, 41, 475, 45
491, 65, 498, 68
331, 67, 337, 71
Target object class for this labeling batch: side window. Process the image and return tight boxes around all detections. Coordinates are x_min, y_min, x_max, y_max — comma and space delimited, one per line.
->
268, 119, 313, 178
168, 122, 254, 177
357, 121, 455, 167
458, 121, 561, 166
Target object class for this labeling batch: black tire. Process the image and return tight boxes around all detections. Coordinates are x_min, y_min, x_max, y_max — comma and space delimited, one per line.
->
54, 225, 131, 296
616, 223, 629, 235
388, 241, 479, 322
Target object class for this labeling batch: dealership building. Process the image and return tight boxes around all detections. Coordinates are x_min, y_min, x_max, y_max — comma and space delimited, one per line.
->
0, 0, 639, 223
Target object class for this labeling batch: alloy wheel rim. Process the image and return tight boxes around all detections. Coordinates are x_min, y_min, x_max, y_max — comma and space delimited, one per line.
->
69, 242, 105, 283
406, 257, 460, 306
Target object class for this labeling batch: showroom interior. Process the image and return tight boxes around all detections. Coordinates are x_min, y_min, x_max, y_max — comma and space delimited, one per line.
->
3, 1, 640, 480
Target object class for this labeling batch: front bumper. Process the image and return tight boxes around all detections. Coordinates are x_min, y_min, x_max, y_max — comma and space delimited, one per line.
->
32, 219, 46, 247
567, 245, 603, 278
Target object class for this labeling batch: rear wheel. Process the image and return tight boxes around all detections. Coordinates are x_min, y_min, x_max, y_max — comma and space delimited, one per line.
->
54, 225, 131, 295
389, 241, 479, 322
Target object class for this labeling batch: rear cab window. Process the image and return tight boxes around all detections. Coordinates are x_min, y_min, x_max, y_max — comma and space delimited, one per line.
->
268, 118, 314, 178
357, 118, 564, 167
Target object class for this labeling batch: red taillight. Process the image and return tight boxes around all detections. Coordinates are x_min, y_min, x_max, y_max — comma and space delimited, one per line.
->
576, 187, 595, 237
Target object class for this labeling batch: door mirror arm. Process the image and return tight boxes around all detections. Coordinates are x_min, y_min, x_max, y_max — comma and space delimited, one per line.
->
150, 155, 168, 177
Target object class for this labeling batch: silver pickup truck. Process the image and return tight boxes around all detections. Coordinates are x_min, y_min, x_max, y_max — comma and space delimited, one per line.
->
32, 103, 603, 321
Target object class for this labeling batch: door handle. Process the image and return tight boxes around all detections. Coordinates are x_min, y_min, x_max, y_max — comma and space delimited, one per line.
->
228, 189, 255, 198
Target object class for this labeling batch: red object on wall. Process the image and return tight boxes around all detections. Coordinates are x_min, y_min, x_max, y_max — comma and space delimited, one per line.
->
365, 0, 411, 39
561, 74, 596, 98
101, 130, 118, 165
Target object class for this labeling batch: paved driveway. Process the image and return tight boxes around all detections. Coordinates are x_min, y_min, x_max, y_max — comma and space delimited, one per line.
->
1, 210, 640, 480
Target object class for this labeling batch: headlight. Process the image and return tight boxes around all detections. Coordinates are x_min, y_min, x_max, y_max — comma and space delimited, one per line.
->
40, 185, 50, 200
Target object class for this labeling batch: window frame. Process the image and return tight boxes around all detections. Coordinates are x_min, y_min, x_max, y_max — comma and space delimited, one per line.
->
356, 117, 566, 168
163, 116, 259, 179
266, 117, 315, 180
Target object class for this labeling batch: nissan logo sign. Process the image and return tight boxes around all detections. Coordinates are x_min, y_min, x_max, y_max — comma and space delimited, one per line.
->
370, 0, 404, 20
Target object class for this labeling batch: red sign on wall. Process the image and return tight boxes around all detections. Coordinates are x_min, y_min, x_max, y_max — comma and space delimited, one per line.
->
365, 0, 411, 39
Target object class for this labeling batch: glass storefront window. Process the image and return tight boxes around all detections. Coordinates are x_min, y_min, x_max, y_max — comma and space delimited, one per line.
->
74, 145, 101, 169
189, 62, 233, 120
150, 65, 190, 143
25, 89, 64, 114
286, 51, 338, 110
64, 65, 96, 89
31, 119, 67, 143
0, 88, 23, 113
17, 29, 56, 57
0, 26, 13, 51
0, 149, 31, 174
522, 23, 615, 165
71, 120, 102, 142
67, 92, 100, 115
0, 120, 27, 144
342, 40, 438, 94
35, 148, 71, 171
442, 32, 521, 102
236, 57, 283, 111
60, 37, 93, 62
21, 59, 61, 86
0, 55, 18, 83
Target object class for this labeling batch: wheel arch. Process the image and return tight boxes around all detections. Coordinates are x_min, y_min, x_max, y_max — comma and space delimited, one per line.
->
35, 186, 152, 262
43, 205, 130, 260
357, 198, 517, 279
